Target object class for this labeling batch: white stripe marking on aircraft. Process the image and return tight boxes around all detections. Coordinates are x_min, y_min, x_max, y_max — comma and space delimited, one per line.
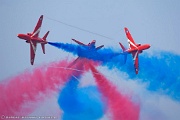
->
31, 27, 41, 37
133, 51, 138, 61
128, 39, 138, 49
30, 40, 36, 54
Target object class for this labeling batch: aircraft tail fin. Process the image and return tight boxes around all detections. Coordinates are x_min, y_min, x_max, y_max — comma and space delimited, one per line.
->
119, 42, 126, 52
119, 42, 127, 64
41, 31, 49, 54
43, 31, 49, 40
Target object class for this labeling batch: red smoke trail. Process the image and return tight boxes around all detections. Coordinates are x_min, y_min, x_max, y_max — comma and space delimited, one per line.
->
89, 63, 140, 120
0, 59, 84, 116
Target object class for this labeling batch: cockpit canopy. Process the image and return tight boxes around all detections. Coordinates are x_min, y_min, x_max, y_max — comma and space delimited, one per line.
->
27, 32, 32, 36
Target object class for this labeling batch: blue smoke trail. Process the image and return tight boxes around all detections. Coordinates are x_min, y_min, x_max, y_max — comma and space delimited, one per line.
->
48, 42, 122, 62
107, 51, 180, 100
58, 76, 105, 120
48, 42, 180, 100
48, 42, 79, 55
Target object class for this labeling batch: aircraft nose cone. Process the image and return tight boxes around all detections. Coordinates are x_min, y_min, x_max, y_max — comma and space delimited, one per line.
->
124, 27, 129, 33
17, 34, 21, 38
17, 34, 24, 39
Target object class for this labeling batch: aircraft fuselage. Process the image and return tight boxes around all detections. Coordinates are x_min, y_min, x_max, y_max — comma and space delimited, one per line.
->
17, 34, 47, 44
127, 44, 150, 53
77, 46, 101, 60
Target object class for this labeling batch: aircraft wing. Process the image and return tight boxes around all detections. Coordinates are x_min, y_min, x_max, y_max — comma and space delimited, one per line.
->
96, 45, 104, 50
67, 57, 81, 68
30, 41, 37, 65
72, 39, 87, 46
132, 51, 139, 74
124, 27, 137, 49
31, 15, 43, 38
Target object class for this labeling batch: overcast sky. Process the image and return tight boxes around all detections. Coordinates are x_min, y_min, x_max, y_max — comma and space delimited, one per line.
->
0, 1, 180, 119
0, 0, 180, 80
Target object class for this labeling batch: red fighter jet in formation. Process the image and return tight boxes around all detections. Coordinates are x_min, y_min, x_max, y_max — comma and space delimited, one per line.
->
119, 27, 150, 74
72, 38, 104, 50
67, 38, 104, 67
17, 15, 49, 65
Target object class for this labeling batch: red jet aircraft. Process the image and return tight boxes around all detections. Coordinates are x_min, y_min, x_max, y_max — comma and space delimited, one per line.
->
68, 38, 104, 67
17, 15, 49, 65
72, 39, 104, 50
119, 27, 150, 74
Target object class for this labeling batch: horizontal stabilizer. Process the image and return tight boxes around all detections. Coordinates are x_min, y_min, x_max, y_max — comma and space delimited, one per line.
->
41, 44, 45, 54
119, 42, 127, 64
123, 53, 127, 64
41, 31, 49, 54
